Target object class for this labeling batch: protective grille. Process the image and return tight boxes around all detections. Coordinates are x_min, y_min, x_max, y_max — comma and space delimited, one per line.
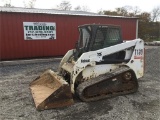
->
92, 27, 121, 50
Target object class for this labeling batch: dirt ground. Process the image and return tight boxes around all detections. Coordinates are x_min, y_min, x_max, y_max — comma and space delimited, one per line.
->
0, 46, 160, 120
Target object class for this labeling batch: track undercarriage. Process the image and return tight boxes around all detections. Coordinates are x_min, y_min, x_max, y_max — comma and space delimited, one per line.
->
76, 67, 138, 102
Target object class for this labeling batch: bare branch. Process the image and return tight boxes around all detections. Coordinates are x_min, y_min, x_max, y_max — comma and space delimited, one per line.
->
3, 0, 14, 7
23, 0, 36, 8
57, 1, 72, 10
151, 6, 160, 22
132, 6, 141, 15
97, 9, 104, 15
81, 6, 90, 12
74, 5, 90, 12
74, 6, 81, 11
115, 7, 128, 16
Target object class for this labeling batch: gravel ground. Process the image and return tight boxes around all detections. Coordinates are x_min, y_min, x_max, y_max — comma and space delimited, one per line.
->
0, 46, 160, 120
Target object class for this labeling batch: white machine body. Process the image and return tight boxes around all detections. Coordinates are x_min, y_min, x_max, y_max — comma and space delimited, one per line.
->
59, 39, 144, 92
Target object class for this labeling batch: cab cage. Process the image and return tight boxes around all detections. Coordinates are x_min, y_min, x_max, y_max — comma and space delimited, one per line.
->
78, 24, 123, 52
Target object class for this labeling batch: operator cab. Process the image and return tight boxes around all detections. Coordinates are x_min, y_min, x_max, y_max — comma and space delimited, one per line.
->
78, 24, 123, 52
75, 24, 125, 63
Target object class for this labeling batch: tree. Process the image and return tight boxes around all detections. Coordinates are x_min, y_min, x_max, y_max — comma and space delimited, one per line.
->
132, 6, 141, 16
74, 6, 81, 11
127, 6, 141, 17
97, 6, 159, 41
4, 3, 12, 7
137, 12, 151, 22
102, 6, 130, 16
23, 0, 36, 8
102, 10, 119, 16
102, 6, 141, 17
74, 5, 90, 12
115, 7, 128, 16
137, 12, 152, 40
2, 0, 13, 7
57, 1, 72, 10
151, 6, 160, 22
81, 6, 90, 12
97, 9, 104, 15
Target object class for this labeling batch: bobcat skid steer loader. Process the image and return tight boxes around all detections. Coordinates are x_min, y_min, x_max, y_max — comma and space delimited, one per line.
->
30, 24, 144, 110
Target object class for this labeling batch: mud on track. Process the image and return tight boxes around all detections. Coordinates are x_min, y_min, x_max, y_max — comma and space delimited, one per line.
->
0, 46, 160, 120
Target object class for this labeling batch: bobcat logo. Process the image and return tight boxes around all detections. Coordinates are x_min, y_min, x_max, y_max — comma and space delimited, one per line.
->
81, 59, 90, 63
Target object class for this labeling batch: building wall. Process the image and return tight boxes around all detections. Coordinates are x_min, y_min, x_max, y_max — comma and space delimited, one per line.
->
0, 12, 137, 60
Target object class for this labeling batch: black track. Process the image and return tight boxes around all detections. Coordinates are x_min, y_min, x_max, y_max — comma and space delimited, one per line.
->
76, 67, 138, 102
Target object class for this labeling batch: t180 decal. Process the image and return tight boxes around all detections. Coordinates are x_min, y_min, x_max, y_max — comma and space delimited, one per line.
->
135, 49, 143, 55
134, 49, 143, 59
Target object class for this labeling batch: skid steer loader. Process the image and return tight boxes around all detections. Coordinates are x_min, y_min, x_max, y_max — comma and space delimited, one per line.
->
30, 24, 144, 110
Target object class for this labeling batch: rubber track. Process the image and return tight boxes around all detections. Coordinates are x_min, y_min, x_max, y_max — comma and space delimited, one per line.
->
76, 67, 138, 102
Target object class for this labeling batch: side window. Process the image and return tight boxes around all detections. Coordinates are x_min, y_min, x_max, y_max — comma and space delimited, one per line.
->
91, 27, 121, 51
92, 28, 106, 50
104, 28, 121, 46
80, 28, 90, 48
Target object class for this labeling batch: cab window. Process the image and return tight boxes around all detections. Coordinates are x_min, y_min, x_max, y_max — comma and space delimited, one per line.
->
92, 27, 121, 51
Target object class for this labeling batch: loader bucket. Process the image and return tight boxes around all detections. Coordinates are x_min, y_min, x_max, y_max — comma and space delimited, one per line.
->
29, 69, 74, 110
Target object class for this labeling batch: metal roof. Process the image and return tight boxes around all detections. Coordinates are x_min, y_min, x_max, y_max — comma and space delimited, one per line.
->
0, 6, 138, 19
